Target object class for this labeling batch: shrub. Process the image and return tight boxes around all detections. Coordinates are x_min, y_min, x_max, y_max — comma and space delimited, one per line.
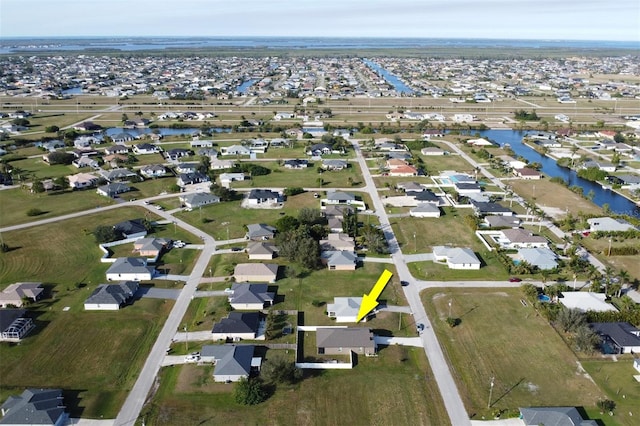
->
26, 208, 44, 217
234, 377, 267, 405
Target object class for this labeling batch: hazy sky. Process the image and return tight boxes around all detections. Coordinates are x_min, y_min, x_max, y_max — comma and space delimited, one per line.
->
1, 0, 639, 41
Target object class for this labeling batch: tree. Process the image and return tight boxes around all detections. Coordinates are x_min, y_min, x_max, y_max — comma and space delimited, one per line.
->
53, 176, 69, 191
276, 227, 320, 270
47, 151, 75, 165
556, 308, 585, 333
342, 210, 358, 237
360, 223, 388, 254
261, 354, 302, 385
275, 215, 299, 233
93, 225, 118, 243
298, 208, 324, 226
596, 399, 616, 413
234, 377, 267, 405
574, 325, 600, 353
31, 179, 45, 193
45, 125, 60, 133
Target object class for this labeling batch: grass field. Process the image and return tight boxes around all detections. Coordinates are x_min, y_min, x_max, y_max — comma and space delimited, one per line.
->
421, 288, 605, 421
142, 342, 449, 426
0, 298, 173, 419
230, 161, 364, 189
509, 179, 603, 217
0, 187, 115, 227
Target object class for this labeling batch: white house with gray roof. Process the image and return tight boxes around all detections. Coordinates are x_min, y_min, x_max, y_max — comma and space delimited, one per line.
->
212, 312, 263, 341
227, 283, 275, 310
234, 263, 279, 283
327, 297, 364, 323
516, 248, 558, 270
84, 281, 139, 310
432, 246, 481, 270
200, 344, 258, 382
0, 388, 68, 426
180, 192, 220, 209
587, 217, 638, 233
106, 258, 154, 281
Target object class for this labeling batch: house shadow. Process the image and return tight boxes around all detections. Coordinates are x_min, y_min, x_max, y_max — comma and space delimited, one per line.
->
575, 407, 604, 426
62, 389, 87, 418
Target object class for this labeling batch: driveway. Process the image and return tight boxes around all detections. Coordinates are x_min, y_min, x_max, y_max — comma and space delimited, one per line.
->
374, 336, 423, 347
136, 287, 181, 300
403, 253, 434, 263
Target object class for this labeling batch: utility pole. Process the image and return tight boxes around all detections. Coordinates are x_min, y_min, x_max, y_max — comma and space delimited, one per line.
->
448, 299, 452, 318
184, 325, 188, 352
488, 376, 495, 408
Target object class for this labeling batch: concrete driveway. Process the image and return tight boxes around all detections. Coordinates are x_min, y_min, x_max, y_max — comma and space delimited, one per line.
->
136, 287, 181, 300
374, 336, 423, 347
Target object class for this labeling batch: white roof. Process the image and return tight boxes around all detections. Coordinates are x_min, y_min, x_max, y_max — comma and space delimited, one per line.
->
559, 292, 618, 312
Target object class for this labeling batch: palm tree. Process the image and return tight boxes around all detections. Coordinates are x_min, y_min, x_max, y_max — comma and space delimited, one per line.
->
603, 266, 615, 295
617, 270, 630, 296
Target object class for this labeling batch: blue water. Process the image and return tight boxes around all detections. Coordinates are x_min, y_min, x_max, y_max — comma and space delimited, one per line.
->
61, 86, 83, 95
1, 37, 638, 54
105, 127, 230, 137
363, 59, 414, 94
513, 260, 522, 265
236, 79, 259, 94
538, 294, 551, 302
462, 129, 640, 217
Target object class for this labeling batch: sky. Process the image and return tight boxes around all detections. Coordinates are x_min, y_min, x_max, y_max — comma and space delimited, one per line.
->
1, 0, 639, 41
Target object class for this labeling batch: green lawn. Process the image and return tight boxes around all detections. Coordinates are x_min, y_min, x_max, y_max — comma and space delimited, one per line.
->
142, 342, 448, 426
6, 156, 77, 180
0, 298, 173, 419
230, 161, 364, 189
421, 288, 605, 420
0, 187, 115, 227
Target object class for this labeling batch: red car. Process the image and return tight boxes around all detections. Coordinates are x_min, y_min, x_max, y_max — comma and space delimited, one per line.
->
509, 277, 522, 282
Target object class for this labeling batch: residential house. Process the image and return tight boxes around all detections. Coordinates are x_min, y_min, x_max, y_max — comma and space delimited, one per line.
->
72, 156, 99, 169
273, 112, 295, 120
386, 159, 418, 177
0, 309, 34, 341
103, 153, 128, 168
590, 322, 640, 354
177, 172, 210, 187
113, 219, 148, 239
248, 139, 269, 153
454, 181, 482, 194
471, 201, 514, 217
175, 162, 198, 174
106, 257, 154, 281
111, 132, 135, 144
246, 223, 277, 241
0, 282, 44, 308
200, 344, 258, 382
321, 159, 348, 171
466, 138, 492, 146
133, 143, 160, 155
234, 263, 279, 283
247, 242, 278, 260
519, 407, 597, 426
421, 147, 445, 156
0, 388, 68, 426
321, 250, 358, 271
325, 191, 356, 205
40, 140, 65, 152
180, 192, 220, 209
246, 189, 281, 206
219, 172, 245, 188
432, 246, 481, 270
133, 237, 170, 260
97, 182, 131, 198
407, 190, 442, 205
283, 159, 308, 169
190, 139, 214, 148
397, 181, 424, 192
483, 216, 521, 228
582, 160, 616, 173
559, 292, 617, 313
497, 229, 548, 249
140, 164, 168, 178
516, 248, 558, 270
307, 143, 332, 156
74, 121, 101, 131
220, 145, 251, 156
320, 233, 355, 252
98, 168, 139, 182
513, 168, 542, 180
104, 145, 129, 156
166, 148, 192, 160
73, 135, 102, 149
497, 155, 527, 170
212, 312, 262, 341
269, 138, 289, 148
209, 157, 236, 170
409, 203, 441, 218
67, 173, 98, 189
316, 327, 376, 356
84, 281, 139, 310
422, 129, 446, 139
227, 283, 275, 310
587, 217, 638, 232
327, 297, 364, 322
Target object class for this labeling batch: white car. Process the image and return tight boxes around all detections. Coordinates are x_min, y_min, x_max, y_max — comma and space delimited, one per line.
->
184, 352, 200, 363
155, 205, 163, 210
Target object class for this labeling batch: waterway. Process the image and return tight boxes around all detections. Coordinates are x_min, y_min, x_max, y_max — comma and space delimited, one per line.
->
362, 59, 414, 95
465, 129, 640, 217
104, 127, 230, 137
236, 79, 259, 94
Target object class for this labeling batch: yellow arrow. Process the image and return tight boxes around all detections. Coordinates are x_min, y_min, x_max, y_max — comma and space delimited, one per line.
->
356, 269, 393, 322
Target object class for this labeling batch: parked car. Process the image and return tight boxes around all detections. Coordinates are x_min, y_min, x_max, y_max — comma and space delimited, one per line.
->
508, 277, 522, 282
184, 352, 200, 362
416, 323, 425, 333
400, 280, 409, 287
230, 247, 242, 252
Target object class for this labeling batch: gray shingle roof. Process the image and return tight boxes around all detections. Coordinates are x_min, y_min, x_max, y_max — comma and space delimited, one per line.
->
106, 257, 152, 275
229, 283, 274, 305
212, 312, 260, 334
520, 407, 598, 426
0, 388, 66, 425
316, 327, 375, 350
85, 281, 139, 306
200, 345, 254, 378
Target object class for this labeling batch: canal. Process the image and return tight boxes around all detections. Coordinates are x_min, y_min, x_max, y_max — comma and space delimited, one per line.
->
363, 59, 414, 95
467, 129, 640, 217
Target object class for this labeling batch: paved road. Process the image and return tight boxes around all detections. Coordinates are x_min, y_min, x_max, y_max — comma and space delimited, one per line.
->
351, 138, 471, 426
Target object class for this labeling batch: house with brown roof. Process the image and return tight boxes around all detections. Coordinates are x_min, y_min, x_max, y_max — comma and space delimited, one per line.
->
233, 263, 279, 283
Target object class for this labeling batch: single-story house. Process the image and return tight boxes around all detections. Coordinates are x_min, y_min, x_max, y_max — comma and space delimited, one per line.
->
190, 139, 214, 148
133, 237, 170, 259
246, 189, 281, 206
322, 159, 348, 171
220, 145, 251, 156
166, 148, 192, 160
559, 292, 617, 313
513, 168, 542, 180
177, 172, 210, 187
316, 327, 376, 356
269, 138, 288, 148
209, 157, 236, 170
113, 219, 148, 239
106, 257, 154, 281
471, 201, 514, 217
249, 139, 269, 153
97, 182, 131, 198
397, 181, 424, 192
219, 172, 245, 187
180, 192, 220, 209
245, 223, 276, 241
0, 309, 34, 341
227, 283, 275, 310
104, 145, 129, 155
234, 263, 279, 283
0, 282, 44, 308
519, 407, 597, 426
320, 233, 355, 252
212, 312, 262, 341
484, 216, 521, 228
200, 344, 258, 382
497, 155, 527, 170
466, 137, 493, 146
98, 168, 139, 183
516, 247, 558, 270
410, 203, 441, 218
67, 173, 99, 189
421, 147, 446, 156
321, 250, 358, 271
496, 229, 548, 249
110, 132, 135, 144
590, 322, 640, 354
140, 164, 168, 178
175, 162, 198, 174
247, 242, 278, 260
133, 143, 160, 155
327, 297, 364, 322
283, 159, 309, 169
326, 191, 356, 205
432, 246, 481, 270
0, 388, 68, 426
84, 281, 139, 310
72, 156, 100, 169
454, 181, 482, 194
388, 164, 418, 177
307, 143, 332, 156
587, 217, 638, 233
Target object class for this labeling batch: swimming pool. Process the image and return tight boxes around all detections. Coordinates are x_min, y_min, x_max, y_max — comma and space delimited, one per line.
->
538, 294, 551, 302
